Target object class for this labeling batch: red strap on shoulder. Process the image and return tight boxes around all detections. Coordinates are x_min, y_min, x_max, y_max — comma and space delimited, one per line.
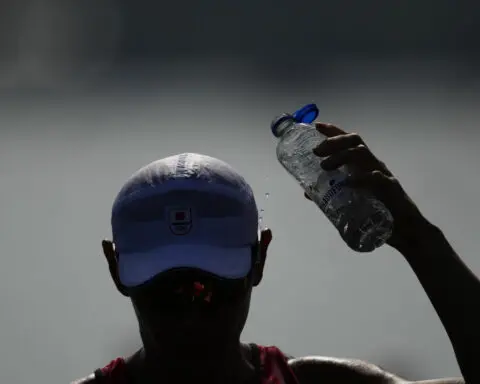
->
257, 345, 299, 384
99, 357, 129, 383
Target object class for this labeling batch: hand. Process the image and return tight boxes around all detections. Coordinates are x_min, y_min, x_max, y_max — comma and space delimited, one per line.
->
306, 122, 429, 250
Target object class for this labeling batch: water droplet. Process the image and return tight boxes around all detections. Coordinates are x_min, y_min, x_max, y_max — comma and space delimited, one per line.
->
260, 208, 265, 213
258, 217, 267, 231
265, 192, 270, 199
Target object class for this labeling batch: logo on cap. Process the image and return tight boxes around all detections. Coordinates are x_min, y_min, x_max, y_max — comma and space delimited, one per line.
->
168, 207, 192, 235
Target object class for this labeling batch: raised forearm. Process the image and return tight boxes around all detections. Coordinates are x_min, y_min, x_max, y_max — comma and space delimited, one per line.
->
413, 379, 464, 384
397, 220, 479, 384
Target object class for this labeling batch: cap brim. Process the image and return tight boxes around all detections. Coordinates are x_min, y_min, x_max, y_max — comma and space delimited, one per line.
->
118, 244, 252, 287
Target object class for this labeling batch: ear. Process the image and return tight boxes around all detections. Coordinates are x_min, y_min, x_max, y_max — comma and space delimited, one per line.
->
251, 228, 272, 286
102, 240, 129, 296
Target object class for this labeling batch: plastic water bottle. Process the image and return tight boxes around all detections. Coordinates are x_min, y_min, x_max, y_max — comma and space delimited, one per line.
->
271, 103, 393, 252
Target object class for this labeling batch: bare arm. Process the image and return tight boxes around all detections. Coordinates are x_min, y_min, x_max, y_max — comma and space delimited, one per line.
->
309, 123, 478, 383
289, 356, 464, 384
395, 220, 479, 384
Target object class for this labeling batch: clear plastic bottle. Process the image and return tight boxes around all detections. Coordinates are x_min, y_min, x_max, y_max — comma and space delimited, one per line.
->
271, 104, 393, 252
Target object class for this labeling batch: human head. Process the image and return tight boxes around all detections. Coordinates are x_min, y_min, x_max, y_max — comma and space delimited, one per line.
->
103, 153, 272, 353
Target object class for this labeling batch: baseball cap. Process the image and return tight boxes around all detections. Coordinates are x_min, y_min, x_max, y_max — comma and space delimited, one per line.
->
111, 153, 259, 288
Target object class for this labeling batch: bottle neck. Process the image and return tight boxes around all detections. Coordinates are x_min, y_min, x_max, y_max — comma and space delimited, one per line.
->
275, 118, 296, 137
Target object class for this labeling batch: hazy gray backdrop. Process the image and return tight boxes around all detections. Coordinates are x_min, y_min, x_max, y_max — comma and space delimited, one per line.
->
0, 1, 479, 383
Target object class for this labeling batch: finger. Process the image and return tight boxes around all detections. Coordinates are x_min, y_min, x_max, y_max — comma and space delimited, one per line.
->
313, 133, 365, 157
315, 122, 346, 137
320, 145, 376, 171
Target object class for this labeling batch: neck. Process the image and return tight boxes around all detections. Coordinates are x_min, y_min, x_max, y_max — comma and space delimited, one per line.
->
137, 340, 256, 384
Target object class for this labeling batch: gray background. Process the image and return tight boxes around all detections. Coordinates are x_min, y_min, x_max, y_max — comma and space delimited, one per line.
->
0, 1, 479, 383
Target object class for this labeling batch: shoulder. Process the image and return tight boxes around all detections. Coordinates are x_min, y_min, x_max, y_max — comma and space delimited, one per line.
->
70, 373, 97, 384
70, 356, 128, 384
288, 355, 406, 384
287, 356, 464, 384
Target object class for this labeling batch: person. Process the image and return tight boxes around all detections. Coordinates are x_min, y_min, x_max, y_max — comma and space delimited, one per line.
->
72, 122, 476, 384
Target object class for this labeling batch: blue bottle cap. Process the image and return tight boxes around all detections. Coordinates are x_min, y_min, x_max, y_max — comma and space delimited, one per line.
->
271, 113, 295, 137
292, 103, 319, 124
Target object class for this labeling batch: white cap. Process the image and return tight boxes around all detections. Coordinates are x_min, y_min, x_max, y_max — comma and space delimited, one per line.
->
111, 153, 259, 287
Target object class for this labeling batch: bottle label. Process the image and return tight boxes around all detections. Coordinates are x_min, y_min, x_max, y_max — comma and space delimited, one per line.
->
319, 178, 347, 211
310, 170, 350, 214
